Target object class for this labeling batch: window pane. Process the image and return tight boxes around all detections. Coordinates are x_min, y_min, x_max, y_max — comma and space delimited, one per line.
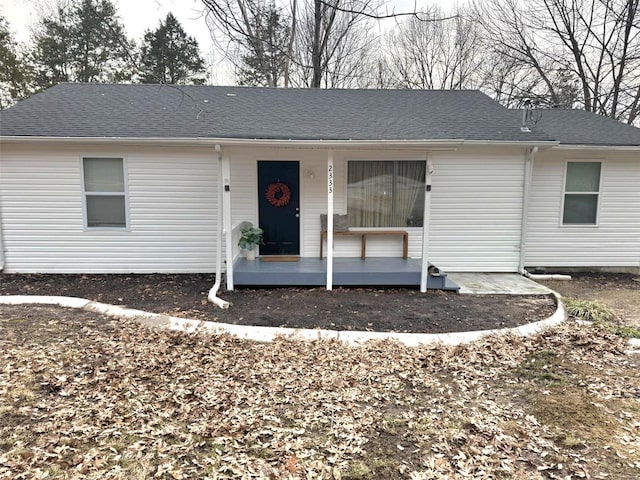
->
563, 194, 598, 224
84, 158, 124, 192
348, 161, 394, 227
86, 195, 126, 227
347, 161, 426, 227
396, 161, 425, 227
566, 162, 601, 192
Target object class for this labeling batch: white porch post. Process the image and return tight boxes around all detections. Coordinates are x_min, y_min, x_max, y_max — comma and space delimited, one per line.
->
326, 150, 334, 291
221, 149, 234, 290
420, 157, 433, 293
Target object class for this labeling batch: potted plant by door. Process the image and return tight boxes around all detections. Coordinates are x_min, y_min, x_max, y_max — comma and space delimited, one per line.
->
238, 221, 263, 261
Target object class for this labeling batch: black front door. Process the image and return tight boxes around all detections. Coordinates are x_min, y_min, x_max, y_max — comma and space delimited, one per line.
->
258, 161, 300, 255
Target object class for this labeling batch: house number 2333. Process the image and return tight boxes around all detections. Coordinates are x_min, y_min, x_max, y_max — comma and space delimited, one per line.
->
328, 164, 334, 194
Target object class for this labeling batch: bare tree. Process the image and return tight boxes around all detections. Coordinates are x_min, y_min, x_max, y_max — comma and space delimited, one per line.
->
200, 0, 414, 88
383, 6, 485, 90
292, 0, 377, 88
202, 0, 291, 87
475, 0, 640, 124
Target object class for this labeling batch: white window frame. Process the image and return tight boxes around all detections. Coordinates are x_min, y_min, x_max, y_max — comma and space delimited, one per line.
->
346, 159, 426, 229
81, 156, 130, 231
560, 159, 602, 227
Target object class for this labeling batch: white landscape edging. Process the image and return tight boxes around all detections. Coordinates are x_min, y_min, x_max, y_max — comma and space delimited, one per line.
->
0, 295, 91, 309
0, 292, 570, 347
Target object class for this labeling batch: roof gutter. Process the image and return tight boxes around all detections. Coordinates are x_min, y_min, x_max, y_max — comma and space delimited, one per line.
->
0, 135, 559, 149
0, 135, 464, 149
463, 140, 558, 149
551, 144, 640, 151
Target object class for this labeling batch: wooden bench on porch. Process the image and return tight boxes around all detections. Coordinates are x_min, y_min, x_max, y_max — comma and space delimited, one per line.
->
320, 230, 409, 259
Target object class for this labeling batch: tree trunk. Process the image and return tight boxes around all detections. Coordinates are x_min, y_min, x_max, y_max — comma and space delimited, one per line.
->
284, 0, 297, 88
311, 0, 322, 88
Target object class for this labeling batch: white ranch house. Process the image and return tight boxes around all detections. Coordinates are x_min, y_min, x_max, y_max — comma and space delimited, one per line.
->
1, 84, 639, 296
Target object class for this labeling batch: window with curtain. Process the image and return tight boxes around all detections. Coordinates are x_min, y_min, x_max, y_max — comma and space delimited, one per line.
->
562, 161, 601, 225
347, 161, 425, 227
83, 157, 127, 228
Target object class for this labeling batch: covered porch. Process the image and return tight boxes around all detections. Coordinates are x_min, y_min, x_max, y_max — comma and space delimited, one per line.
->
233, 257, 460, 291
218, 145, 448, 293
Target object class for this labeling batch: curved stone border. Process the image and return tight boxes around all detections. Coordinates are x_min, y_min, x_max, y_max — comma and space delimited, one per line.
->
1, 291, 568, 347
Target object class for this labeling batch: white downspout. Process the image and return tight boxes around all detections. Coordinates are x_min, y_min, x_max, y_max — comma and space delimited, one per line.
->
517, 148, 571, 281
0, 202, 5, 271
518, 146, 537, 275
326, 150, 334, 291
420, 157, 433, 292
208, 144, 230, 309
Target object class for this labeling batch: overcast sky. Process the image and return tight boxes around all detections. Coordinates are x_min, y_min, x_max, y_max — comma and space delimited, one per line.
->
1, 0, 463, 46
1, 0, 464, 83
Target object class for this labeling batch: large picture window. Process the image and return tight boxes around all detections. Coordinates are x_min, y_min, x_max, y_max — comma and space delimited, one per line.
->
83, 157, 127, 228
348, 161, 425, 227
562, 161, 601, 225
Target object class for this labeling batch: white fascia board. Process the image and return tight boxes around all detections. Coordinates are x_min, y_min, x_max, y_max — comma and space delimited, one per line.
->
552, 144, 640, 151
462, 140, 559, 149
1, 135, 564, 150
0, 135, 463, 149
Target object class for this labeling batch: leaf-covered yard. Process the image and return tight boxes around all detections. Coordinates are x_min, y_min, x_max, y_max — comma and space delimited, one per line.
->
1, 301, 639, 479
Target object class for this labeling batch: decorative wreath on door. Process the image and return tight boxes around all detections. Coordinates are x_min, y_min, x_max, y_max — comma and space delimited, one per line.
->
264, 182, 291, 207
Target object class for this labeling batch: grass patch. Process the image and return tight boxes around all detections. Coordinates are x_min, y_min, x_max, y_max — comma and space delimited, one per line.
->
612, 324, 640, 338
558, 432, 586, 449
565, 297, 640, 338
564, 298, 617, 322
381, 416, 409, 435
512, 347, 640, 479
517, 350, 566, 386
344, 457, 397, 480
528, 389, 640, 478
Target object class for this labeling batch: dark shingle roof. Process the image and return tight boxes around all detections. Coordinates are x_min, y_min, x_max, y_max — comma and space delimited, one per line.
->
521, 108, 640, 146
1, 83, 554, 142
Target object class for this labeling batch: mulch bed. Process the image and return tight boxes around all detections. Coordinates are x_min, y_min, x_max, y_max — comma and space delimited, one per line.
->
0, 273, 557, 334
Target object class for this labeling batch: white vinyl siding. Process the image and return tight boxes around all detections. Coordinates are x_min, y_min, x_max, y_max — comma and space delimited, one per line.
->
0, 144, 220, 273
526, 151, 640, 268
428, 150, 525, 272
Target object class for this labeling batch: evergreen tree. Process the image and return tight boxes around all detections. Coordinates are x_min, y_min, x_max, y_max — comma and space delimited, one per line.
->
139, 13, 206, 84
32, 0, 132, 87
0, 16, 34, 108
236, 2, 290, 87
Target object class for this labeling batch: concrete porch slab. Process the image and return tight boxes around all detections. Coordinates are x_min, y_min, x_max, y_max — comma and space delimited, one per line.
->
446, 273, 553, 295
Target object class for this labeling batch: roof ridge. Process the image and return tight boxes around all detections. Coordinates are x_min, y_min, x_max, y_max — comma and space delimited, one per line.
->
53, 82, 487, 94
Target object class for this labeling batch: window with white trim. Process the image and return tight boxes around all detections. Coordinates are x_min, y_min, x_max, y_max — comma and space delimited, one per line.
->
347, 161, 425, 227
562, 161, 601, 225
83, 157, 127, 228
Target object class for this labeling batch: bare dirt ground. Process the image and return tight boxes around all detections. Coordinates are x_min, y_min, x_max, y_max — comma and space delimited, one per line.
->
0, 303, 638, 480
1, 273, 639, 479
540, 272, 640, 328
0, 274, 556, 333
